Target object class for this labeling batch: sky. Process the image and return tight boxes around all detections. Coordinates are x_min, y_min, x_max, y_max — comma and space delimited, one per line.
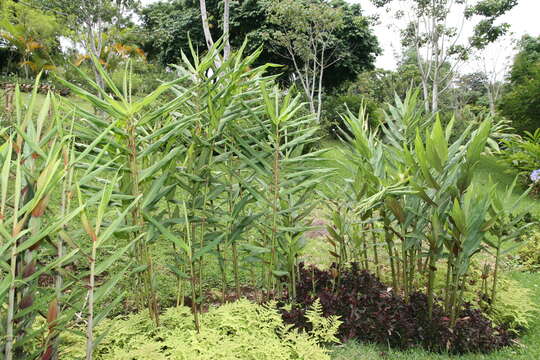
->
141, 0, 540, 72
355, 0, 540, 70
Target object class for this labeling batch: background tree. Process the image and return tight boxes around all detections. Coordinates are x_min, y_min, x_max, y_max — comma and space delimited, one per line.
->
372, 0, 518, 114
267, 0, 343, 122
31, 0, 139, 90
140, 0, 380, 91
0, 0, 62, 77
199, 0, 230, 60
499, 35, 540, 134
450, 71, 489, 112
474, 38, 514, 116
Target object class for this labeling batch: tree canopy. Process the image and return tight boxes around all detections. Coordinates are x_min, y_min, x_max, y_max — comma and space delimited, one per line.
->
499, 35, 540, 133
140, 0, 380, 89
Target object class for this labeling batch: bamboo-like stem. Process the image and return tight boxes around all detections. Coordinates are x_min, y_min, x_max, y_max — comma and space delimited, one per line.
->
401, 235, 409, 298
196, 140, 217, 307
85, 234, 97, 360
449, 266, 460, 327
491, 245, 501, 306
127, 117, 159, 326
197, 222, 204, 305
370, 223, 380, 279
382, 211, 398, 290
217, 243, 227, 303
444, 254, 452, 312
362, 227, 369, 271
185, 210, 200, 331
225, 155, 239, 300
291, 254, 297, 299
5, 233, 17, 360
176, 273, 184, 307
453, 274, 468, 328
395, 245, 402, 291
408, 248, 415, 296
172, 241, 185, 307
189, 254, 200, 332
426, 244, 437, 320
5, 156, 21, 360
269, 124, 281, 295
232, 242, 240, 299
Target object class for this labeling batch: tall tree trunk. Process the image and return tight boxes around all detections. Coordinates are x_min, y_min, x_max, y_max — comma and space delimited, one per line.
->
223, 0, 231, 60
87, 24, 105, 92
430, 14, 440, 114
316, 44, 326, 123
200, 0, 214, 51
488, 91, 496, 116
431, 73, 439, 114
420, 76, 430, 113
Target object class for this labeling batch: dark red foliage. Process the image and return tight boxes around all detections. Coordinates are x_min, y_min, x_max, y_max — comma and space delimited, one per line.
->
280, 263, 513, 354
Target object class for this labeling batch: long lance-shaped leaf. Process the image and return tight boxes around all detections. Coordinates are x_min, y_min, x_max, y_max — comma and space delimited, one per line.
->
16, 204, 85, 254
94, 236, 141, 277
144, 212, 190, 255
466, 119, 492, 163
0, 273, 11, 298
142, 173, 170, 210
75, 120, 119, 163
139, 147, 182, 183
96, 195, 142, 248
131, 75, 191, 115
35, 92, 51, 139
1, 138, 12, 219
23, 249, 79, 284
95, 176, 115, 237
54, 75, 125, 118
90, 54, 127, 104
14, 124, 48, 160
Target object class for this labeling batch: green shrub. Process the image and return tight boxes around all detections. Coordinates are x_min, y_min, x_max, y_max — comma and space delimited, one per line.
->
434, 261, 536, 334
488, 277, 537, 332
499, 129, 540, 187
516, 231, 540, 271
61, 299, 341, 359
321, 93, 382, 138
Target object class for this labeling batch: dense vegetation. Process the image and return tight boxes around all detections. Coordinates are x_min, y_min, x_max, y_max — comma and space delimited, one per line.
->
1, 1, 540, 360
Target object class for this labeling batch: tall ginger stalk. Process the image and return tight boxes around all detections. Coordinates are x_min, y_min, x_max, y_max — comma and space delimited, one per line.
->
56, 59, 193, 325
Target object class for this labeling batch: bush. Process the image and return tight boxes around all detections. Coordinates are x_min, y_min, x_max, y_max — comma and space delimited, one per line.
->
61, 299, 341, 360
321, 93, 382, 138
281, 263, 514, 354
459, 262, 536, 333
517, 231, 540, 271
499, 129, 540, 189
488, 277, 537, 332
110, 62, 174, 96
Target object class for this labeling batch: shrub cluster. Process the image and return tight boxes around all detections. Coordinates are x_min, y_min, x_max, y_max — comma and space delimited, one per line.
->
60, 299, 341, 360
516, 231, 540, 271
281, 263, 514, 354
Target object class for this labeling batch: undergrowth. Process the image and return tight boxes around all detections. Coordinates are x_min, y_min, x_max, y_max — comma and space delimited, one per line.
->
60, 299, 341, 360
281, 263, 518, 354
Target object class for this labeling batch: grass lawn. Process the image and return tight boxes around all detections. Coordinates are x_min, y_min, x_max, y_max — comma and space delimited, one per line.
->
331, 271, 540, 360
